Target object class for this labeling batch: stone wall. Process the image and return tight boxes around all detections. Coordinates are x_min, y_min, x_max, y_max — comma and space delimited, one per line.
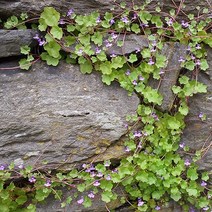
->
0, 0, 211, 211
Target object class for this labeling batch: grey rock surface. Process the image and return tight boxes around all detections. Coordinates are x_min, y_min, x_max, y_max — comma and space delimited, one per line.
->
149, 42, 187, 112
181, 48, 212, 172
0, 0, 210, 19
0, 30, 37, 58
0, 60, 139, 169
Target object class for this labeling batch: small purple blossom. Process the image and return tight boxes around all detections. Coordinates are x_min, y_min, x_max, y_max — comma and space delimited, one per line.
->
82, 163, 87, 169
111, 33, 118, 40
181, 20, 189, 28
96, 17, 101, 23
105, 41, 112, 48
151, 113, 159, 121
124, 123, 128, 128
184, 159, 191, 166
143, 132, 148, 136
90, 171, 96, 177
179, 142, 185, 148
159, 70, 165, 74
190, 55, 196, 60
195, 59, 201, 66
187, 46, 191, 51
201, 181, 207, 187
110, 53, 116, 58
148, 59, 155, 65
93, 181, 100, 187
97, 172, 103, 177
77, 197, 84, 204
38, 39, 46, 46
121, 17, 129, 24
104, 161, 110, 167
199, 112, 204, 118
203, 207, 209, 211
139, 75, 144, 81
138, 142, 142, 148
125, 70, 131, 76
18, 164, 24, 169
196, 44, 201, 50
105, 174, 111, 181
135, 47, 140, 53
152, 40, 157, 46
95, 47, 101, 54
67, 9, 74, 17
189, 207, 195, 212
33, 34, 40, 40
29, 176, 36, 183
59, 19, 65, 25
134, 131, 142, 137
151, 47, 156, 52
132, 13, 137, 20
110, 19, 115, 25
125, 146, 130, 152
77, 49, 83, 55
112, 168, 118, 173
88, 191, 95, 199
178, 57, 185, 63
0, 165, 5, 170
167, 18, 173, 26
138, 199, 144, 207
140, 23, 149, 27
155, 206, 161, 210
132, 80, 137, 85
44, 179, 51, 187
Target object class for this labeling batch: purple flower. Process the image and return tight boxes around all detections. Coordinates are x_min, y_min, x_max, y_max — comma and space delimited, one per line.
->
138, 142, 142, 148
179, 142, 185, 148
77, 197, 84, 204
178, 57, 185, 62
135, 48, 140, 53
155, 206, 161, 210
82, 163, 87, 169
105, 174, 111, 181
181, 20, 189, 28
67, 9, 74, 17
199, 112, 204, 118
111, 33, 118, 40
97, 172, 103, 177
159, 70, 165, 74
104, 161, 110, 167
29, 176, 36, 183
125, 70, 131, 76
195, 60, 201, 66
96, 17, 101, 23
33, 34, 40, 40
201, 181, 207, 187
132, 13, 137, 20
151, 47, 156, 52
105, 41, 112, 48
124, 123, 128, 128
152, 40, 157, 46
189, 207, 195, 212
0, 165, 5, 170
77, 49, 83, 55
90, 171, 96, 177
196, 44, 201, 50
121, 17, 129, 24
132, 80, 137, 85
139, 75, 144, 81
88, 192, 95, 199
203, 207, 209, 211
148, 59, 155, 65
110, 53, 116, 58
59, 19, 65, 25
167, 18, 173, 26
138, 199, 144, 207
112, 168, 118, 173
95, 47, 101, 54
187, 46, 191, 51
140, 23, 149, 27
18, 164, 24, 169
184, 159, 191, 166
151, 113, 159, 120
110, 19, 115, 25
125, 146, 130, 152
44, 179, 51, 187
38, 39, 46, 46
93, 181, 100, 187
134, 131, 142, 137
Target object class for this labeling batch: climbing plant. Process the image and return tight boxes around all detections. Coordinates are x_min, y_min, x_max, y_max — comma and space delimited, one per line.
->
0, 0, 211, 211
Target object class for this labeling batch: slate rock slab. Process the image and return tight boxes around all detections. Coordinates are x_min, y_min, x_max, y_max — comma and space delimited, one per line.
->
0, 30, 37, 58
0, 60, 139, 169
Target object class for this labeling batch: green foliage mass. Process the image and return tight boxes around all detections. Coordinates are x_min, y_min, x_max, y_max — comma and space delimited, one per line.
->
0, 1, 211, 211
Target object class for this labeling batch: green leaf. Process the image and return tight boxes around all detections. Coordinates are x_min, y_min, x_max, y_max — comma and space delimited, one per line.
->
185, 61, 195, 71
91, 32, 103, 45
50, 26, 63, 40
179, 102, 189, 115
201, 172, 209, 181
83, 196, 92, 208
67, 25, 76, 32
172, 85, 181, 94
100, 180, 113, 191
40, 7, 60, 27
99, 61, 112, 75
131, 24, 140, 34
200, 59, 209, 71
167, 117, 181, 130
19, 58, 31, 70
179, 76, 189, 84
151, 15, 163, 28
44, 41, 61, 58
77, 183, 86, 192
101, 191, 112, 203
187, 167, 198, 181
20, 45, 31, 55
64, 36, 76, 46
128, 54, 137, 63
16, 195, 27, 205
111, 56, 125, 69
41, 52, 60, 66
80, 60, 93, 74
156, 54, 167, 68
141, 48, 151, 58
186, 188, 198, 197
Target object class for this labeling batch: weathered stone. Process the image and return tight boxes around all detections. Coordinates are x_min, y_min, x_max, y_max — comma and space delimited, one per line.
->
0, 60, 139, 170
149, 42, 187, 112
0, 30, 37, 58
181, 48, 212, 172
0, 0, 209, 19
36, 186, 124, 212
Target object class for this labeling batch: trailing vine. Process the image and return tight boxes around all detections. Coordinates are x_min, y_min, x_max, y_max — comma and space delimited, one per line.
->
0, 1, 211, 211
